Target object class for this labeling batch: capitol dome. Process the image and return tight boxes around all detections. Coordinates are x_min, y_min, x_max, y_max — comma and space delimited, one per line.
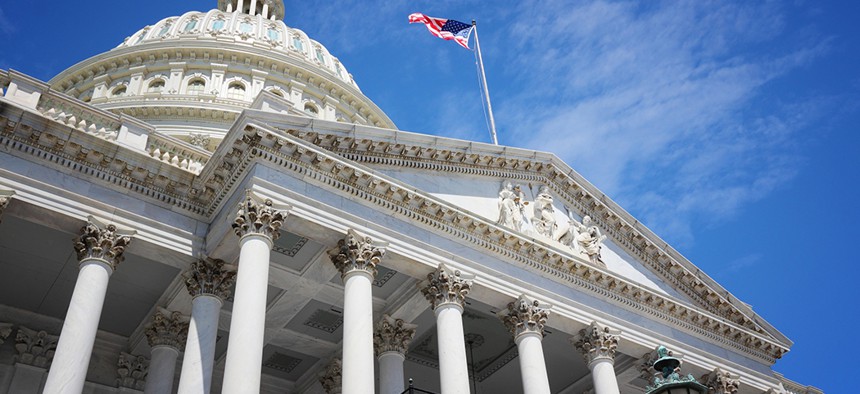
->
48, 0, 395, 151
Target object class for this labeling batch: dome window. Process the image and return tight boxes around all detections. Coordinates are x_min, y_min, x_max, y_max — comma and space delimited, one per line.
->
227, 83, 246, 100
187, 79, 205, 95
239, 21, 253, 34
147, 80, 165, 93
156, 22, 172, 38
183, 19, 198, 33
267, 28, 280, 42
212, 19, 226, 31
292, 35, 304, 52
314, 47, 325, 64
304, 103, 319, 116
111, 86, 127, 97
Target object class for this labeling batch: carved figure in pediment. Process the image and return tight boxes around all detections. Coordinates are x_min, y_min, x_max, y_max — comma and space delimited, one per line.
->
559, 215, 607, 265
497, 182, 527, 232
533, 186, 557, 238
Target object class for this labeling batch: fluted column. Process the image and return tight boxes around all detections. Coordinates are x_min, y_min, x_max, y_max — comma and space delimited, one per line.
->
374, 315, 417, 394
221, 193, 288, 393
573, 321, 621, 394
144, 309, 188, 394
178, 258, 236, 394
500, 295, 552, 394
44, 218, 134, 394
328, 229, 386, 394
318, 358, 342, 394
420, 263, 475, 394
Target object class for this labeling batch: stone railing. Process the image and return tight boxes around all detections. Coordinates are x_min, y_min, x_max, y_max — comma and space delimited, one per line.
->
146, 132, 210, 174
37, 93, 123, 141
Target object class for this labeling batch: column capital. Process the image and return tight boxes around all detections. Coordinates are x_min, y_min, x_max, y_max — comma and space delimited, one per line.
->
572, 321, 620, 366
499, 294, 552, 340
701, 367, 740, 394
145, 309, 189, 351
73, 216, 135, 270
183, 257, 237, 301
373, 314, 417, 356
0, 189, 14, 222
0, 322, 12, 345
328, 229, 386, 279
116, 352, 149, 390
420, 263, 475, 310
318, 358, 343, 394
14, 326, 59, 368
232, 191, 289, 241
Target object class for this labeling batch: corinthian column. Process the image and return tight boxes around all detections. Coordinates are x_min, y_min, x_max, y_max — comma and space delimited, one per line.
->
144, 309, 188, 394
572, 321, 621, 394
420, 263, 475, 394
374, 315, 417, 394
44, 218, 134, 394
221, 193, 288, 393
500, 295, 552, 394
177, 258, 236, 394
328, 229, 386, 394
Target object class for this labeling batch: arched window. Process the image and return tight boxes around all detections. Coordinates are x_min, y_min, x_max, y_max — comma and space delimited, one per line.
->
267, 28, 280, 41
212, 19, 225, 31
304, 103, 319, 116
183, 18, 198, 32
227, 83, 246, 100
269, 89, 284, 98
112, 86, 127, 97
156, 22, 172, 37
147, 80, 165, 93
292, 35, 304, 52
314, 47, 325, 64
187, 79, 205, 95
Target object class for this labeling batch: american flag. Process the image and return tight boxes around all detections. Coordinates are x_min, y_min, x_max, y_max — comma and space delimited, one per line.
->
408, 13, 474, 49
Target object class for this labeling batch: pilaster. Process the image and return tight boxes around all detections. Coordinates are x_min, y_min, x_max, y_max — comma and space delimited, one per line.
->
116, 352, 149, 390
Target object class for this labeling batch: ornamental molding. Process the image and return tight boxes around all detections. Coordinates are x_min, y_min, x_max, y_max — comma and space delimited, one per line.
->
373, 314, 417, 356
144, 308, 189, 350
184, 257, 237, 300
318, 357, 342, 394
116, 352, 149, 390
0, 322, 11, 344
572, 321, 620, 366
0, 189, 13, 222
14, 326, 59, 368
0, 92, 788, 363
73, 216, 135, 270
702, 367, 740, 394
499, 294, 552, 339
327, 228, 386, 279
420, 263, 475, 310
232, 190, 289, 241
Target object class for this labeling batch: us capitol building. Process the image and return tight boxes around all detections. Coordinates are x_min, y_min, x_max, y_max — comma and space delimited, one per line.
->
0, 1, 822, 393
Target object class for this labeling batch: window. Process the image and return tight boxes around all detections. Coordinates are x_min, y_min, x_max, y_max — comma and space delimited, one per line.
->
267, 28, 280, 41
183, 19, 198, 32
292, 35, 303, 51
187, 79, 205, 95
212, 19, 225, 31
239, 21, 253, 34
269, 89, 284, 98
315, 47, 325, 64
304, 103, 318, 116
156, 23, 172, 37
227, 83, 246, 100
147, 80, 165, 93
112, 86, 127, 97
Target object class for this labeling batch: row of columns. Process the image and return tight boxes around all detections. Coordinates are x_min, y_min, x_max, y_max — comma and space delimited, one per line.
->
33, 190, 624, 394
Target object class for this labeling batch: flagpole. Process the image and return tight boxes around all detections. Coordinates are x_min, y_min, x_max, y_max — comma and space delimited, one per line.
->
472, 20, 499, 145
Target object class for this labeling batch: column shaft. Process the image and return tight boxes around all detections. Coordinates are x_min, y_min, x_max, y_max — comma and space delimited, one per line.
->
177, 295, 222, 394
517, 333, 551, 394
43, 260, 112, 394
145, 346, 180, 394
341, 271, 374, 394
378, 352, 405, 394
435, 304, 470, 394
221, 235, 272, 393
590, 359, 620, 394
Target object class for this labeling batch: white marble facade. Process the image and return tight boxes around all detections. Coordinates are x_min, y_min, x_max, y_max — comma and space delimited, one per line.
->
0, 1, 820, 394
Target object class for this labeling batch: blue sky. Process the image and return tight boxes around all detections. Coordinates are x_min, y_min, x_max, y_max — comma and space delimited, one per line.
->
2, 0, 857, 392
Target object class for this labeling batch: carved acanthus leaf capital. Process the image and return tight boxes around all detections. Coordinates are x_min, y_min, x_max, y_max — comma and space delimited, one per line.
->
328, 229, 386, 279
184, 257, 237, 300
0, 322, 12, 345
0, 190, 14, 222
702, 368, 740, 394
232, 192, 289, 241
73, 216, 135, 270
116, 352, 149, 390
14, 326, 59, 368
572, 321, 620, 366
499, 294, 552, 339
144, 309, 189, 350
420, 263, 475, 310
373, 314, 417, 356
318, 358, 342, 394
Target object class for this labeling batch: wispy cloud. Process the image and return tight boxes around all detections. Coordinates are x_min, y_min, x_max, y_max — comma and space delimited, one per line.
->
493, 0, 828, 246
